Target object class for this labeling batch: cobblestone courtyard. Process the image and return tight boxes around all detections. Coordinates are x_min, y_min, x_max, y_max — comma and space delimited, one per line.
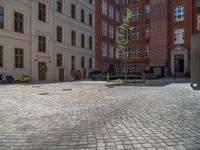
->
0, 80, 200, 150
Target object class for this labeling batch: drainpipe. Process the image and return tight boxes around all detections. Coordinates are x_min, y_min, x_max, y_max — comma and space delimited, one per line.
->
29, 1, 33, 82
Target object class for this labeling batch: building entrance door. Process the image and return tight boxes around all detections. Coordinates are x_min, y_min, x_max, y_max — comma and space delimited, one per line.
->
174, 55, 184, 74
38, 62, 47, 81
83, 69, 86, 79
59, 68, 64, 81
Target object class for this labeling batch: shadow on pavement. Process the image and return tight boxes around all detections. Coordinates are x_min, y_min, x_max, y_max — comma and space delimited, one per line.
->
145, 78, 191, 87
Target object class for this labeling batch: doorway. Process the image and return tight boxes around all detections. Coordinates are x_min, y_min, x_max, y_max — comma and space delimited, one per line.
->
38, 62, 47, 81
82, 69, 86, 79
174, 55, 184, 74
59, 68, 64, 81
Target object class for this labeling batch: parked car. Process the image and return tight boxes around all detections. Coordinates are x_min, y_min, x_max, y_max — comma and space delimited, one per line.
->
89, 71, 103, 80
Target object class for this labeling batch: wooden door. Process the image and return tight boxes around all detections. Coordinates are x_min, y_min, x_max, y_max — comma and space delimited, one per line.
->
59, 68, 64, 81
38, 62, 46, 81
83, 69, 86, 79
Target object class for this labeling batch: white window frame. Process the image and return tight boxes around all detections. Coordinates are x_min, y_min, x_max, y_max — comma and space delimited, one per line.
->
145, 44, 150, 58
197, 15, 200, 31
102, 0, 107, 15
102, 42, 107, 57
132, 8, 140, 22
132, 45, 140, 59
109, 5, 114, 20
132, 26, 140, 40
174, 29, 184, 44
102, 21, 107, 36
174, 6, 184, 22
109, 45, 114, 58
145, 4, 150, 19
145, 25, 150, 38
109, 25, 114, 39
132, 64, 140, 73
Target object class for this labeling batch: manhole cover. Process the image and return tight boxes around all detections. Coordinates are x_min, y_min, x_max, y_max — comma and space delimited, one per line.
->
62, 89, 72, 91
38, 93, 49, 95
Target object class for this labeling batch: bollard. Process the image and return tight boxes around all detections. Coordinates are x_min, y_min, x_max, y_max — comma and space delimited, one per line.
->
143, 73, 146, 83
107, 73, 110, 83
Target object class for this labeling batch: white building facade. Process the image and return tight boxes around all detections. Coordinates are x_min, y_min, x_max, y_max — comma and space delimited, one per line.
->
0, 0, 95, 82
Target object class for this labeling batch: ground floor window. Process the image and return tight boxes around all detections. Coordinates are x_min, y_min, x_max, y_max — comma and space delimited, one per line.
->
81, 57, 85, 68
132, 64, 140, 73
71, 56, 75, 70
15, 48, 24, 68
89, 58, 93, 69
57, 54, 63, 67
197, 15, 200, 31
0, 46, 3, 67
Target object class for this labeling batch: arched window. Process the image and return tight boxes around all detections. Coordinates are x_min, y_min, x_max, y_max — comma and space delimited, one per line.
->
174, 6, 184, 22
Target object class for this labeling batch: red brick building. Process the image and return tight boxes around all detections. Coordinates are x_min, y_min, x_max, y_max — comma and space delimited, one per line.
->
96, 0, 200, 77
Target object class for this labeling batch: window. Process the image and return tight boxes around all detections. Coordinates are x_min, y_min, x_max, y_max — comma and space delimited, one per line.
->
132, 64, 140, 73
57, 54, 63, 67
102, 42, 107, 57
132, 8, 140, 22
81, 9, 85, 23
89, 13, 93, 26
109, 26, 114, 39
121, 48, 130, 59
71, 56, 75, 70
89, 0, 93, 4
14, 12, 24, 33
145, 25, 150, 38
109, 5, 114, 20
132, 45, 140, 59
174, 6, 184, 22
81, 34, 85, 48
198, 0, 200, 7
89, 58, 93, 69
122, 11, 127, 22
115, 48, 119, 59
39, 2, 46, 22
15, 48, 24, 68
0, 7, 4, 29
121, 0, 128, 5
56, 0, 62, 13
115, 10, 120, 22
133, 0, 140, 3
102, 21, 107, 36
145, 44, 150, 58
71, 31, 76, 46
89, 36, 93, 50
71, 4, 76, 19
109, 45, 114, 58
132, 27, 140, 40
102, 0, 107, 15
81, 57, 85, 68
197, 15, 200, 31
174, 29, 184, 44
57, 26, 63, 43
0, 46, 3, 67
39, 35, 46, 52
145, 4, 150, 19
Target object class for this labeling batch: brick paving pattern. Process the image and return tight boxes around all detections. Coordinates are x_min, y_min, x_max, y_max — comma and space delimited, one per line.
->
0, 80, 200, 150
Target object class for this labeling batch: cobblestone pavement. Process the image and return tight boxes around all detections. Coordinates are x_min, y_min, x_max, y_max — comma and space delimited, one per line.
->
0, 80, 200, 150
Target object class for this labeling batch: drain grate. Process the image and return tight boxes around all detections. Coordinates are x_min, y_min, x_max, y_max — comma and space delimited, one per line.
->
32, 86, 40, 88
62, 89, 72, 91
38, 93, 49, 95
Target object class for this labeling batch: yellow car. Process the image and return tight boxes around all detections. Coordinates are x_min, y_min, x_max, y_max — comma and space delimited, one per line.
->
15, 75, 30, 83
